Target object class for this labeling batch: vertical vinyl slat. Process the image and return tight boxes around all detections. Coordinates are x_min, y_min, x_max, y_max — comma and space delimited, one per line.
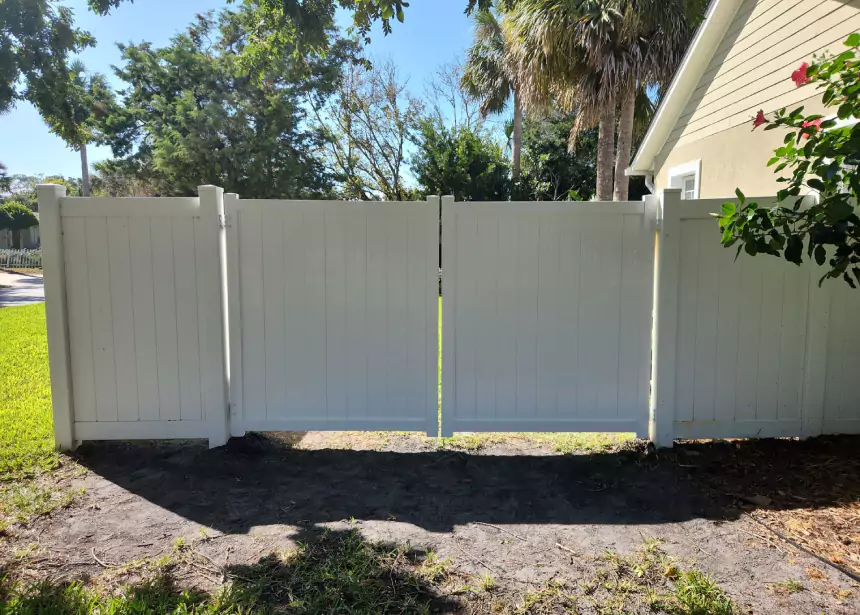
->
515, 215, 539, 419
304, 212, 327, 416
713, 255, 740, 423
596, 216, 623, 416
86, 217, 118, 422
386, 210, 409, 420
263, 211, 287, 418
63, 218, 97, 422
556, 216, 581, 418
618, 214, 645, 420
495, 214, 519, 420
535, 214, 560, 417
129, 218, 159, 421
823, 284, 845, 422
345, 211, 368, 420
777, 267, 808, 420
675, 220, 700, 422
173, 217, 202, 421
455, 210, 478, 419
754, 264, 784, 421
239, 209, 266, 420
366, 211, 387, 418
325, 211, 348, 418
735, 265, 763, 422
151, 218, 181, 420
692, 221, 720, 422
284, 212, 307, 416
575, 218, 600, 416
475, 212, 499, 420
106, 218, 139, 422
406, 208, 427, 421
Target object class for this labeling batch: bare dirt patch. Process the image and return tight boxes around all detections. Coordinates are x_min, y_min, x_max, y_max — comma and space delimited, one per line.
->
2, 432, 858, 613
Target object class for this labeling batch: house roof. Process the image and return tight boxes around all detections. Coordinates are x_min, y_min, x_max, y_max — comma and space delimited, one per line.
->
627, 0, 745, 176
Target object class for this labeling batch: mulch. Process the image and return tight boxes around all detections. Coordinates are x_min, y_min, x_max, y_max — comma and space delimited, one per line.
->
673, 436, 860, 578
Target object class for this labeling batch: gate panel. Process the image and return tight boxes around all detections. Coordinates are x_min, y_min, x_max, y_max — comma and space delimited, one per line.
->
227, 198, 439, 434
441, 199, 656, 436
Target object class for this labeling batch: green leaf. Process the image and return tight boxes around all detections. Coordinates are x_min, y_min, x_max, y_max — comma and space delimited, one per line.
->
815, 244, 827, 266
785, 235, 803, 264
845, 33, 860, 47
735, 188, 745, 207
744, 241, 758, 257
807, 178, 825, 192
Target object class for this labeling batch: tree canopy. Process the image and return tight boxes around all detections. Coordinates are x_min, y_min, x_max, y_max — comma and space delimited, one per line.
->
99, 7, 357, 198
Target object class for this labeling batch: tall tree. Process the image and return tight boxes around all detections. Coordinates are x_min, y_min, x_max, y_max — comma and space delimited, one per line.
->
30, 61, 113, 196
312, 58, 424, 200
504, 0, 698, 201
100, 7, 353, 198
461, 6, 523, 180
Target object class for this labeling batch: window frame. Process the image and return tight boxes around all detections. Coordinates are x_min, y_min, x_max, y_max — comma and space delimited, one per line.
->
667, 159, 701, 200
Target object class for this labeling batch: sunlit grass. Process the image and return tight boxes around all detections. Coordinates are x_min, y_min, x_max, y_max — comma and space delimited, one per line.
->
0, 304, 56, 482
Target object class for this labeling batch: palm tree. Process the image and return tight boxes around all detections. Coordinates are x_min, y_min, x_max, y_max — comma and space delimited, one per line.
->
28, 60, 113, 197
504, 0, 698, 201
461, 6, 524, 180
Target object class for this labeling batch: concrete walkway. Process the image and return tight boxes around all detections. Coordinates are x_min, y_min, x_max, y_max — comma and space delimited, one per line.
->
0, 270, 45, 307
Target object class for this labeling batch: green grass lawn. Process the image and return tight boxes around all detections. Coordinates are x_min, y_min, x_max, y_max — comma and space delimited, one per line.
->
0, 304, 57, 482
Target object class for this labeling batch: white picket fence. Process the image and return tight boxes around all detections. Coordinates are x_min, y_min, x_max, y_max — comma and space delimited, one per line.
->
0, 248, 42, 269
36, 185, 860, 450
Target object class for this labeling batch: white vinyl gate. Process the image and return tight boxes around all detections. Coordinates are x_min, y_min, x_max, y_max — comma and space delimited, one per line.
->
225, 196, 439, 436
37, 185, 860, 450
441, 197, 656, 437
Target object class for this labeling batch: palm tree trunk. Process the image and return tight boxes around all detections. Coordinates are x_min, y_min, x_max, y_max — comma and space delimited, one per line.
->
596, 99, 616, 201
80, 142, 90, 197
613, 87, 636, 202
512, 88, 523, 181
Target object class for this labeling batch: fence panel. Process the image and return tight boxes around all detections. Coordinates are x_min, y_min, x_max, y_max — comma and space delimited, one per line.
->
227, 197, 439, 435
441, 199, 656, 436
661, 192, 860, 441
40, 188, 229, 447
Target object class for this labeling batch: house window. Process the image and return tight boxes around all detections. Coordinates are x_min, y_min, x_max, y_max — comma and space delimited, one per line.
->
668, 160, 701, 200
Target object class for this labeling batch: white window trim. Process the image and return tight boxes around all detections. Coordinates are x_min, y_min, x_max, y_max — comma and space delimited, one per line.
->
667, 159, 702, 200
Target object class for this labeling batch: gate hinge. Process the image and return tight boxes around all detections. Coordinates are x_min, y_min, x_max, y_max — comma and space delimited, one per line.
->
218, 214, 229, 229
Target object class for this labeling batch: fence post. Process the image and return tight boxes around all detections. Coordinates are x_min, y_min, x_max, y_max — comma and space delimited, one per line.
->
439, 195, 456, 438
37, 184, 75, 450
198, 185, 231, 448
223, 192, 245, 437
650, 188, 682, 448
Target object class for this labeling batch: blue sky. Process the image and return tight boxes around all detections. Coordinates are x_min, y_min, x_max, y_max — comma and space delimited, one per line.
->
0, 0, 475, 178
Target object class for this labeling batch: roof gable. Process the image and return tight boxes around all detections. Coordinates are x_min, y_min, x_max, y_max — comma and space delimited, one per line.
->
628, 0, 745, 176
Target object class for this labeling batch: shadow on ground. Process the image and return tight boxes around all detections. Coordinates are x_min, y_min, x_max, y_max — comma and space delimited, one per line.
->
73, 434, 730, 535
0, 526, 461, 614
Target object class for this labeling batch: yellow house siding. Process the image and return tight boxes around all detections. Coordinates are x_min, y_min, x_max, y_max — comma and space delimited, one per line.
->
663, 0, 860, 152
654, 92, 823, 198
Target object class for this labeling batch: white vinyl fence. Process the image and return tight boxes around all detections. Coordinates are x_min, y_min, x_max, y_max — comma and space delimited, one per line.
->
441, 197, 655, 436
226, 196, 439, 435
38, 185, 229, 449
36, 185, 860, 450
0, 248, 42, 269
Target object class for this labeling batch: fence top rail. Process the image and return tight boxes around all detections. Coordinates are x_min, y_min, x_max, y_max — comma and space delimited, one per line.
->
230, 198, 436, 214
445, 200, 646, 215
59, 196, 201, 218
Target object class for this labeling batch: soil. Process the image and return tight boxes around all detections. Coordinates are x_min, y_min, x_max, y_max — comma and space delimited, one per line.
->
2, 432, 859, 614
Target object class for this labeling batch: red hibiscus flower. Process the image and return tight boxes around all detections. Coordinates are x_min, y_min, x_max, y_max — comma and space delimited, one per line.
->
752, 109, 767, 129
801, 118, 822, 139
792, 62, 811, 87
